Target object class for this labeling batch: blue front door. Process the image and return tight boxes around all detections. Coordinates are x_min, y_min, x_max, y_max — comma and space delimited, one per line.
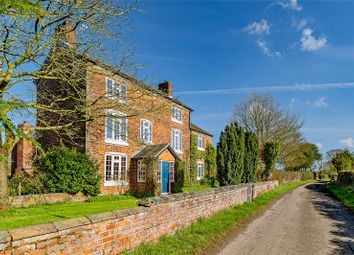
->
161, 161, 170, 193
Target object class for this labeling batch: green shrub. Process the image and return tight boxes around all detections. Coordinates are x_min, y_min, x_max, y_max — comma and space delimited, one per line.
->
189, 134, 198, 185
172, 161, 185, 193
35, 146, 100, 196
8, 173, 45, 196
271, 170, 314, 184
86, 194, 143, 202
264, 141, 280, 180
204, 143, 217, 178
337, 171, 354, 186
300, 172, 314, 181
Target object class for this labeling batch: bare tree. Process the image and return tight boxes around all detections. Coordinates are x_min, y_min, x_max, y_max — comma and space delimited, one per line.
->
233, 93, 304, 167
0, 0, 173, 210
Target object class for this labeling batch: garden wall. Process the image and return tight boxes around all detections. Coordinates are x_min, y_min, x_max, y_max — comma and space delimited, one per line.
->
9, 193, 86, 208
0, 181, 278, 255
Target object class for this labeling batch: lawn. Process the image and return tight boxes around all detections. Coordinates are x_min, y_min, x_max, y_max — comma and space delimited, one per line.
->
125, 180, 313, 255
326, 183, 354, 210
182, 184, 216, 193
0, 196, 138, 230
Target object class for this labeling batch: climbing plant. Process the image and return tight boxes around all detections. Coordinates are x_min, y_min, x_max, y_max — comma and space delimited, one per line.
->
190, 134, 198, 184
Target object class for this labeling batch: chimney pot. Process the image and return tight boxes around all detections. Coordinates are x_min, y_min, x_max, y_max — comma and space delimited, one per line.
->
158, 81, 173, 97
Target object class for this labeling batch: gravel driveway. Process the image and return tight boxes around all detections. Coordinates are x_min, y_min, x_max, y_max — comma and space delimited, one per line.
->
217, 183, 354, 255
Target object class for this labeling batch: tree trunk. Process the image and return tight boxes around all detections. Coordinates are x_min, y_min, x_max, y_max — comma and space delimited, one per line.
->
0, 156, 9, 211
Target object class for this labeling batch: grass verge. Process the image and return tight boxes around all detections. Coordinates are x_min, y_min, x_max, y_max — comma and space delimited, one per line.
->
125, 180, 313, 255
0, 198, 138, 230
326, 183, 354, 211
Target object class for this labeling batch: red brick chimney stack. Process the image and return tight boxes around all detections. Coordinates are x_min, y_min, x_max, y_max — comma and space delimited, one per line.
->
56, 21, 77, 46
158, 81, 173, 97
11, 122, 35, 175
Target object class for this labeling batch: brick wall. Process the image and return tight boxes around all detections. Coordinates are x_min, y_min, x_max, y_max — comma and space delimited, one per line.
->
0, 181, 278, 255
9, 193, 86, 208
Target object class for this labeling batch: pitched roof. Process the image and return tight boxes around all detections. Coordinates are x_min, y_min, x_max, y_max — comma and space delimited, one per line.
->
190, 123, 213, 137
85, 56, 193, 112
131, 144, 180, 160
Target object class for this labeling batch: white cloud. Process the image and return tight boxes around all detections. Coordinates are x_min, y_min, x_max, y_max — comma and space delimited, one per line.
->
339, 138, 354, 148
244, 19, 270, 35
278, 0, 303, 11
291, 18, 308, 30
301, 28, 327, 51
257, 40, 281, 58
313, 97, 328, 108
316, 143, 323, 149
174, 81, 354, 96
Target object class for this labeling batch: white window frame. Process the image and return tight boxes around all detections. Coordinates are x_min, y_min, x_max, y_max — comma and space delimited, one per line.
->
197, 134, 205, 151
171, 107, 182, 124
140, 119, 153, 144
137, 160, 146, 183
197, 162, 204, 180
106, 77, 127, 103
105, 110, 128, 146
169, 162, 175, 182
172, 129, 182, 153
104, 153, 128, 186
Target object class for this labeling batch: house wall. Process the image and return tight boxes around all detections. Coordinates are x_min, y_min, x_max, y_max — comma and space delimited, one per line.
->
0, 181, 278, 255
191, 130, 213, 176
85, 65, 191, 194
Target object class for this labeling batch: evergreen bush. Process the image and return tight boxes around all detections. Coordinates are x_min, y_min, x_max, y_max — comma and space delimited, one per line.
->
35, 146, 100, 196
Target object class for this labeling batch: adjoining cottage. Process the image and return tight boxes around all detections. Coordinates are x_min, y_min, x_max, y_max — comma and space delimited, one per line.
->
11, 23, 213, 195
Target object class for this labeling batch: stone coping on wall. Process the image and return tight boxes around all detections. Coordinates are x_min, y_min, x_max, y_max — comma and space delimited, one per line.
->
139, 181, 277, 207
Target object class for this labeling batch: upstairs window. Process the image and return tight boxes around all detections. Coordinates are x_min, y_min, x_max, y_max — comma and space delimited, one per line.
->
106, 78, 127, 102
172, 129, 182, 152
172, 107, 182, 122
105, 154, 128, 186
105, 111, 127, 144
140, 119, 152, 144
197, 134, 205, 150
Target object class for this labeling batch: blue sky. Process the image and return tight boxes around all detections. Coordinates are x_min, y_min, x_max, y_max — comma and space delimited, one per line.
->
126, 0, 354, 153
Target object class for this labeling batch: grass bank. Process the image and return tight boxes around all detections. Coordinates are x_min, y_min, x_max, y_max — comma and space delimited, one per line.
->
125, 180, 313, 255
0, 196, 138, 230
326, 183, 354, 211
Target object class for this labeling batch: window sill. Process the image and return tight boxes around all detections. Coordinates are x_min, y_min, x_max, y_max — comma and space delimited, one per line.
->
104, 181, 129, 187
196, 177, 204, 181
137, 180, 146, 183
197, 147, 205, 151
174, 150, 183, 154
104, 139, 129, 147
171, 119, 183, 125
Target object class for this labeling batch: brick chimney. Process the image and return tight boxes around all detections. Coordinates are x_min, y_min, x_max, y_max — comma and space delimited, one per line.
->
11, 122, 35, 175
56, 21, 77, 46
158, 81, 173, 97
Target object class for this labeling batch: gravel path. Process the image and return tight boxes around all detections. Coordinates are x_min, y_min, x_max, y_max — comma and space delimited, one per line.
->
217, 183, 354, 255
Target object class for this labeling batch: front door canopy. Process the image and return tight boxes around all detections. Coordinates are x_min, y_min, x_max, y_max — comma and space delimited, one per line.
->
132, 143, 180, 161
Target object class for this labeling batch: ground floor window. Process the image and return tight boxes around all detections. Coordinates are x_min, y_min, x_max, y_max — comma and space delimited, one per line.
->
169, 162, 175, 182
104, 154, 128, 186
197, 162, 204, 180
137, 160, 146, 182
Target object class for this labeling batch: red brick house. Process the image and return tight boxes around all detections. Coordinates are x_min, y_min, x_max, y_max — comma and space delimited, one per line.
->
25, 26, 213, 195
190, 124, 213, 180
